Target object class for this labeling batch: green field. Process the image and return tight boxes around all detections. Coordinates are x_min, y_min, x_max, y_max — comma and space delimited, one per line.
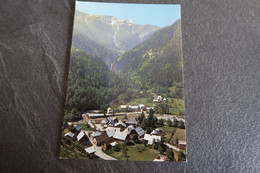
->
170, 128, 186, 145
127, 97, 154, 107
109, 144, 159, 161
158, 126, 176, 141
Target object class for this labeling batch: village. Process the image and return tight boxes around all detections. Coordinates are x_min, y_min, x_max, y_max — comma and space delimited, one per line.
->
61, 93, 186, 161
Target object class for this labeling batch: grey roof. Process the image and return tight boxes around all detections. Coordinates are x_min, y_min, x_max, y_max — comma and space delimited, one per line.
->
64, 132, 74, 138
91, 131, 102, 137
113, 131, 128, 141
84, 146, 96, 154
135, 127, 145, 137
125, 117, 137, 124
74, 125, 81, 131
106, 130, 115, 138
77, 131, 85, 141
115, 122, 126, 127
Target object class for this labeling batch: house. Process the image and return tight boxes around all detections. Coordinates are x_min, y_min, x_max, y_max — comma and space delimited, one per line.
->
93, 133, 110, 146
106, 130, 115, 138
107, 107, 113, 114
84, 146, 96, 154
77, 131, 90, 145
163, 98, 167, 102
113, 131, 129, 142
124, 117, 138, 125
139, 104, 145, 109
134, 126, 145, 137
178, 140, 186, 150
146, 107, 154, 113
84, 146, 96, 158
120, 105, 128, 111
151, 128, 161, 135
100, 117, 114, 127
114, 121, 127, 130
91, 131, 101, 139
153, 154, 167, 162
64, 132, 74, 138
71, 125, 81, 133
128, 105, 140, 111
105, 127, 121, 132
123, 125, 135, 135
144, 134, 161, 145
110, 141, 118, 147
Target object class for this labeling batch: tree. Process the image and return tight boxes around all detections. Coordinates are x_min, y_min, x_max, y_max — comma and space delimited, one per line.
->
159, 146, 164, 154
114, 144, 120, 152
178, 150, 186, 159
167, 119, 172, 127
158, 119, 164, 126
138, 112, 145, 124
132, 134, 138, 143
172, 118, 178, 127
166, 149, 174, 161
177, 120, 185, 129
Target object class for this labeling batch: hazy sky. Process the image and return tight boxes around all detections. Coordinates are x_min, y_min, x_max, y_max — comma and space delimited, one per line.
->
75, 1, 180, 27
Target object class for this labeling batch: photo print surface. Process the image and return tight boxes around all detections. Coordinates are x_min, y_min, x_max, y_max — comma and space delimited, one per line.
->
60, 1, 186, 162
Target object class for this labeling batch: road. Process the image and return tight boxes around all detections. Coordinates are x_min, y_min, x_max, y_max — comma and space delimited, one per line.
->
164, 143, 180, 152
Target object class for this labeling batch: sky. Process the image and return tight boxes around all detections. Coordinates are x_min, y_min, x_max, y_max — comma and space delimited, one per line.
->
75, 1, 180, 27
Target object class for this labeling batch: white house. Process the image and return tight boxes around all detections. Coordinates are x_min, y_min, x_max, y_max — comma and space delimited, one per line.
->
144, 134, 161, 145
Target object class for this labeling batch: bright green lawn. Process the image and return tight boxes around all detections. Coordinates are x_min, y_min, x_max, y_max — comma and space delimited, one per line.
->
109, 144, 159, 161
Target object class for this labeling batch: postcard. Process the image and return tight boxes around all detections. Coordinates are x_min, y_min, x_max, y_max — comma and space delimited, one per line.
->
60, 1, 186, 162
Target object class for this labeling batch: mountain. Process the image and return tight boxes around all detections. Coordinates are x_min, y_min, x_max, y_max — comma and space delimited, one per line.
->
71, 10, 160, 67
112, 20, 183, 90
64, 49, 126, 121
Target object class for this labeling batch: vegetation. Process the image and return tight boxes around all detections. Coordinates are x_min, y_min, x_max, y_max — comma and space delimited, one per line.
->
64, 49, 126, 121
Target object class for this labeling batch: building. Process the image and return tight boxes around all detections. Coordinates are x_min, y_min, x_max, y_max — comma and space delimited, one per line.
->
91, 131, 101, 139
124, 117, 138, 125
144, 134, 161, 145
84, 146, 96, 158
64, 132, 74, 138
123, 125, 135, 135
153, 154, 167, 162
71, 125, 81, 133
113, 131, 128, 142
107, 107, 113, 114
105, 127, 121, 133
93, 133, 110, 146
178, 140, 186, 150
114, 121, 127, 130
134, 126, 145, 137
77, 131, 90, 145
128, 105, 140, 111
120, 105, 128, 111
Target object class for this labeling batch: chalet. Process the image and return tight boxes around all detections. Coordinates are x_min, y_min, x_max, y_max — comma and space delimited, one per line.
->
105, 127, 121, 133
113, 131, 129, 142
100, 117, 114, 127
144, 134, 161, 145
64, 132, 74, 138
106, 130, 115, 138
123, 125, 135, 135
139, 104, 145, 109
77, 131, 90, 145
91, 131, 101, 139
152, 98, 160, 103
114, 121, 127, 130
153, 154, 167, 162
146, 107, 154, 112
151, 128, 161, 135
71, 125, 81, 133
93, 133, 110, 146
134, 126, 145, 137
101, 137, 115, 150
84, 146, 96, 158
163, 98, 167, 103
124, 117, 138, 125
178, 140, 186, 150
128, 105, 140, 111
107, 107, 113, 114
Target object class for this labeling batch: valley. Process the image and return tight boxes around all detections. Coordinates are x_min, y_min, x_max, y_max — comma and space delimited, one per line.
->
61, 9, 186, 161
